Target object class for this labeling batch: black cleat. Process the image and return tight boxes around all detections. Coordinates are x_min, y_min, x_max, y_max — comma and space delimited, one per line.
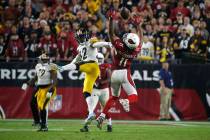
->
107, 125, 112, 132
96, 116, 105, 130
37, 125, 48, 132
80, 125, 89, 132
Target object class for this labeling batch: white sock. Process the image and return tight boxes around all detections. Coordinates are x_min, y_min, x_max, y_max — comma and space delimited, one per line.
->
86, 96, 98, 115
62, 63, 76, 71
107, 118, 112, 125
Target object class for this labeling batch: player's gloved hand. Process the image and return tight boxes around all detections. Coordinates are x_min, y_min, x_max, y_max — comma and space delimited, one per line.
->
108, 42, 113, 48
21, 83, 28, 91
132, 15, 142, 26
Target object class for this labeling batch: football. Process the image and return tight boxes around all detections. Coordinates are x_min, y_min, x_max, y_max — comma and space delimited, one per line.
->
120, 7, 130, 20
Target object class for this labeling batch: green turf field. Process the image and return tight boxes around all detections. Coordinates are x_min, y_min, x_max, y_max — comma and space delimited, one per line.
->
0, 119, 210, 140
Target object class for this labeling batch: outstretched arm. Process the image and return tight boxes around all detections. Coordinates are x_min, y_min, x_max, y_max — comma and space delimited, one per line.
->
132, 15, 143, 45
137, 25, 143, 44
27, 75, 37, 87
136, 20, 143, 46
58, 54, 81, 71
109, 15, 118, 44
22, 74, 37, 90
92, 41, 112, 48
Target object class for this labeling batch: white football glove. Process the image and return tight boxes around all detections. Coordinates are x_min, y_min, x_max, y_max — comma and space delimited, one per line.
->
21, 83, 28, 91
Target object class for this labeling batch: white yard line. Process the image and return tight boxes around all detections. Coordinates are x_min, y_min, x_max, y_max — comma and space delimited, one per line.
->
1, 119, 210, 126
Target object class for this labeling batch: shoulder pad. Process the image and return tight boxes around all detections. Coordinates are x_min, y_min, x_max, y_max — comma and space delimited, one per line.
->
90, 37, 99, 44
35, 63, 42, 68
50, 63, 58, 71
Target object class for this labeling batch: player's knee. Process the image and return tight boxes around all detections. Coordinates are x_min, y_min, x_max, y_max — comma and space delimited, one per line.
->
128, 94, 138, 103
83, 91, 91, 99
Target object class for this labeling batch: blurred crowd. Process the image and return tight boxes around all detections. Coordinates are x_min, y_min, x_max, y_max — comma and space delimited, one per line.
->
0, 0, 210, 63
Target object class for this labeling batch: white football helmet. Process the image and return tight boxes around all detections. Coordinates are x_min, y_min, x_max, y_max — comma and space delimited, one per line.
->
96, 53, 104, 65
123, 33, 140, 49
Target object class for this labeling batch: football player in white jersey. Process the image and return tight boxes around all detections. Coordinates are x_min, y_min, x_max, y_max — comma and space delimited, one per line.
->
80, 53, 112, 132
24, 53, 58, 131
58, 28, 112, 131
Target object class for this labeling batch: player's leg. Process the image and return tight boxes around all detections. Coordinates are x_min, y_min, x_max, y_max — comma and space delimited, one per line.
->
86, 89, 99, 119
36, 87, 49, 131
99, 88, 112, 132
81, 62, 100, 114
36, 86, 56, 131
121, 70, 138, 112
96, 71, 121, 129
36, 88, 48, 131
79, 62, 100, 132
99, 84, 121, 117
102, 70, 122, 115
30, 87, 40, 126
80, 89, 99, 132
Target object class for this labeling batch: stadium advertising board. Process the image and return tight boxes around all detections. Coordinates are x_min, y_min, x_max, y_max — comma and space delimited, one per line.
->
0, 62, 209, 120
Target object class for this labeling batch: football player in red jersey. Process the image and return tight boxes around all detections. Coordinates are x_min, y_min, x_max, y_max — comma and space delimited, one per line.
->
96, 9, 143, 129
80, 53, 112, 132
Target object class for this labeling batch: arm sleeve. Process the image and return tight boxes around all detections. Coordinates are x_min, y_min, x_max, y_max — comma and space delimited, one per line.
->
92, 42, 112, 48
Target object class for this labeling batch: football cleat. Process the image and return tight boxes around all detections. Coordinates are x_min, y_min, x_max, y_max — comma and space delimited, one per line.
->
84, 113, 96, 126
96, 115, 105, 130
107, 125, 112, 132
80, 125, 89, 132
37, 125, 48, 132
119, 99, 130, 112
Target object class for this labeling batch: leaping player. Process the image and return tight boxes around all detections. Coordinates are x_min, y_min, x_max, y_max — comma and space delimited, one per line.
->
96, 9, 143, 129
58, 26, 112, 131
80, 53, 112, 132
